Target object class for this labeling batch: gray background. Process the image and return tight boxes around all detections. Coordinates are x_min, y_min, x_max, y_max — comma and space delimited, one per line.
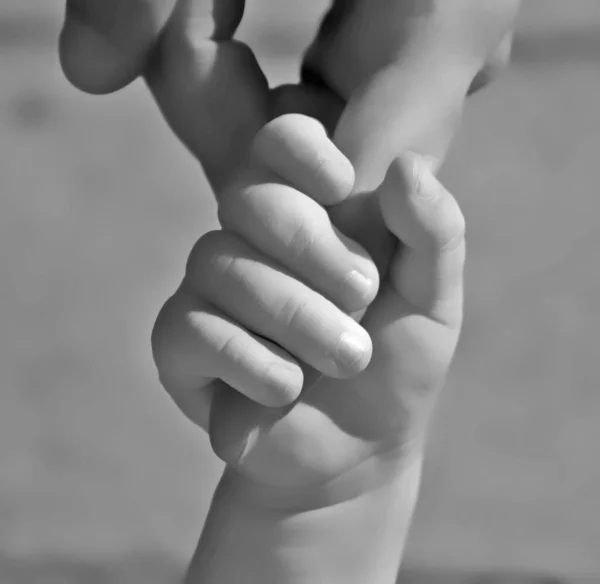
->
1, 1, 599, 582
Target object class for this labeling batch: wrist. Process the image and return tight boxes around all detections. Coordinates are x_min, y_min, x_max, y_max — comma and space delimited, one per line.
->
225, 439, 423, 512
185, 453, 423, 584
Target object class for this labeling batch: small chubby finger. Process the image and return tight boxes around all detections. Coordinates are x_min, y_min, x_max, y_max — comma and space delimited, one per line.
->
250, 114, 355, 206
152, 287, 304, 412
185, 230, 373, 379
378, 153, 466, 326
219, 169, 378, 313
187, 303, 304, 408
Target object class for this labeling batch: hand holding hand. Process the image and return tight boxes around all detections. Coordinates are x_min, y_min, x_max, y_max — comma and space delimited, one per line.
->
151, 114, 465, 498
59, 0, 518, 494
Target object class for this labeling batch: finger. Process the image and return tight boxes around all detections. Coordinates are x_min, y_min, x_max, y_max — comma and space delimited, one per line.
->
186, 231, 372, 379
308, 0, 522, 188
219, 125, 379, 313
152, 287, 304, 416
219, 175, 378, 313
145, 1, 268, 193
378, 154, 466, 327
251, 114, 355, 206
206, 311, 304, 408
59, 0, 176, 93
59, 0, 246, 95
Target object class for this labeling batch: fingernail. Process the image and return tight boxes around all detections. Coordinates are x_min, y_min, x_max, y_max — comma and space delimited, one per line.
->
345, 269, 374, 300
410, 154, 438, 200
335, 332, 367, 371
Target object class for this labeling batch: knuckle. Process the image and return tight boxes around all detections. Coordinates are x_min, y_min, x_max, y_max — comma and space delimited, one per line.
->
285, 218, 320, 261
253, 114, 322, 149
184, 230, 238, 289
250, 114, 327, 172
214, 329, 244, 363
277, 295, 308, 330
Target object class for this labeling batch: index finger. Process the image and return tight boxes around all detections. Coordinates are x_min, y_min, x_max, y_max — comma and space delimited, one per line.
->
219, 115, 379, 314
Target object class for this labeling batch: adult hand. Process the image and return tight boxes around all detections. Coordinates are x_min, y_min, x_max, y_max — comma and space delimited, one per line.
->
59, 1, 519, 194
59, 0, 515, 96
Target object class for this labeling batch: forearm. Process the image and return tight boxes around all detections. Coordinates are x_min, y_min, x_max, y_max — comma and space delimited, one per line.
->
185, 458, 423, 584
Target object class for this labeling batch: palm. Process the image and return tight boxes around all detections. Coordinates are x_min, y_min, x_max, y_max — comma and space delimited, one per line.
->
222, 287, 461, 490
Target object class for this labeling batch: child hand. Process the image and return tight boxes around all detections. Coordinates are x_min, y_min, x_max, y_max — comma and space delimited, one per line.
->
151, 113, 465, 498
60, 0, 507, 498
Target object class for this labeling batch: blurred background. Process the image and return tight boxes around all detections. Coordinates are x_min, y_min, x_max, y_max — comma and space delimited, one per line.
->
1, 1, 599, 582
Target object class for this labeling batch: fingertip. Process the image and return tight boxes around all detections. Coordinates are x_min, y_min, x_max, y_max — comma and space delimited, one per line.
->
251, 114, 355, 206
251, 114, 328, 161
379, 153, 444, 251
384, 152, 437, 193
59, 17, 143, 94
381, 152, 465, 257
380, 152, 442, 217
59, 0, 175, 95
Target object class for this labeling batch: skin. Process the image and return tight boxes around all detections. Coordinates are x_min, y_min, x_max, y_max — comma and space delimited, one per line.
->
59, 1, 515, 96
60, 0, 521, 472
59, 1, 521, 580
59, 0, 518, 192
184, 136, 465, 583
153, 118, 465, 487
